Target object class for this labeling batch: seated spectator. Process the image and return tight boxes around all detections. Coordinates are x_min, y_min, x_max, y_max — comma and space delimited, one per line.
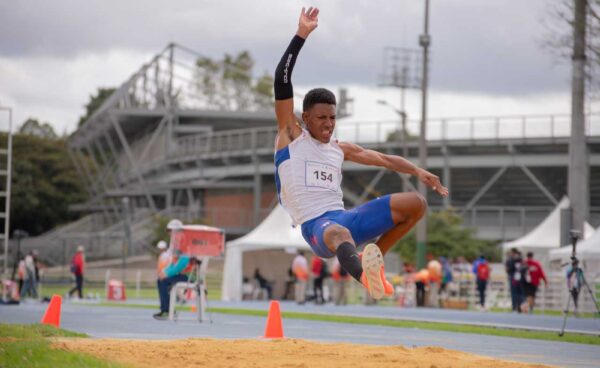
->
293, 251, 309, 304
242, 277, 254, 300
282, 268, 296, 300
254, 268, 273, 300
153, 249, 190, 320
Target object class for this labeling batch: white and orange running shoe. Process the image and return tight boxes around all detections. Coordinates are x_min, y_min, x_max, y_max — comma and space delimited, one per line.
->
360, 243, 394, 300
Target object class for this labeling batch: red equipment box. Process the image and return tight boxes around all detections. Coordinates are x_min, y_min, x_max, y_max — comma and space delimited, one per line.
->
2, 280, 19, 301
107, 280, 126, 301
171, 225, 225, 257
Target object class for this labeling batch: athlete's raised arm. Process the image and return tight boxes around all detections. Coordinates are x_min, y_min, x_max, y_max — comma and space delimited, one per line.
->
339, 141, 449, 197
274, 6, 319, 150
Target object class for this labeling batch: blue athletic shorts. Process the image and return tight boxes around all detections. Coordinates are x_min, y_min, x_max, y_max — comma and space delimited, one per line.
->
301, 195, 395, 258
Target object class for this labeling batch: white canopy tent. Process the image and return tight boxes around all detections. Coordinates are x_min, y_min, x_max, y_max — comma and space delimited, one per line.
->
221, 205, 311, 301
501, 197, 594, 268
549, 227, 600, 272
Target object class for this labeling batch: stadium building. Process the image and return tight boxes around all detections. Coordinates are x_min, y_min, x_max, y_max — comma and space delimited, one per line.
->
19, 45, 600, 264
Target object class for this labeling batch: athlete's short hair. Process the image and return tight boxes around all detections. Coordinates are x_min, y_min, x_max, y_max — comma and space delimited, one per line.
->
303, 88, 336, 112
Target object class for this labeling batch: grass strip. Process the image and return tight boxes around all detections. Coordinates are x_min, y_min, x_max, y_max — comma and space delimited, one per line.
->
0, 324, 125, 368
0, 339, 125, 368
489, 307, 597, 319
94, 302, 600, 346
0, 323, 87, 338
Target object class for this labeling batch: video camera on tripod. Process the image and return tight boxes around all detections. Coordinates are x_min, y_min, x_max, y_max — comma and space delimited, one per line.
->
561, 230, 582, 268
558, 229, 600, 336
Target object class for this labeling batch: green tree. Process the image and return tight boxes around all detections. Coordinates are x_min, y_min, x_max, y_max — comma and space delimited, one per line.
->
195, 51, 273, 111
386, 128, 416, 143
253, 72, 275, 110
78, 87, 116, 127
18, 118, 58, 139
9, 132, 87, 235
223, 51, 253, 110
393, 209, 499, 264
196, 56, 221, 108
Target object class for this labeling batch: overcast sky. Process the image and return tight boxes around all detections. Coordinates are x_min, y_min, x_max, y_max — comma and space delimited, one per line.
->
0, 0, 576, 133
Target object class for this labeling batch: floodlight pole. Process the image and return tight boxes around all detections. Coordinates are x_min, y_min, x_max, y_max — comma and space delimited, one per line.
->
416, 0, 431, 270
568, 0, 588, 234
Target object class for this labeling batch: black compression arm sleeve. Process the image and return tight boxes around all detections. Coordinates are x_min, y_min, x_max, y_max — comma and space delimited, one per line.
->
274, 35, 306, 100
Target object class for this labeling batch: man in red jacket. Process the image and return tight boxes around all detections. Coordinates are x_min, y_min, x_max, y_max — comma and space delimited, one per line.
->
68, 246, 85, 299
525, 252, 547, 313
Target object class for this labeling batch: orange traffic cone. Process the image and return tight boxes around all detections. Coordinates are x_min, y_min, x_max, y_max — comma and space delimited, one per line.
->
263, 300, 284, 338
41, 295, 62, 328
190, 304, 197, 312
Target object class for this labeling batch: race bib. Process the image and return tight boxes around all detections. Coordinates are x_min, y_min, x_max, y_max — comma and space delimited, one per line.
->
305, 161, 339, 192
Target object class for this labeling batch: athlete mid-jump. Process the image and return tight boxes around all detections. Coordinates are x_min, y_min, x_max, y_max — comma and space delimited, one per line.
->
273, 7, 448, 299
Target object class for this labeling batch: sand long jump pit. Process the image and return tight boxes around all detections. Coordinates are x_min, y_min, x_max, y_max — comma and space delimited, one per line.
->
55, 338, 551, 368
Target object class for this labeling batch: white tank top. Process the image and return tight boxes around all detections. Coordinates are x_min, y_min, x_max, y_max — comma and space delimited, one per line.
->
275, 129, 345, 225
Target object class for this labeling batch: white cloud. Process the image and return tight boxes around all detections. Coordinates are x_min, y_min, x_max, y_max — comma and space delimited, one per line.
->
0, 0, 580, 134
0, 49, 151, 132
299, 85, 571, 121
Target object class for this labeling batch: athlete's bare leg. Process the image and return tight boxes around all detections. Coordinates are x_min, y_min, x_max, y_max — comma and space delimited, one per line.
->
322, 224, 392, 299
323, 224, 355, 254
376, 192, 427, 255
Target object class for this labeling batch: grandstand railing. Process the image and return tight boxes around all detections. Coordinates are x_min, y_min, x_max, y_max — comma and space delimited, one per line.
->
338, 112, 600, 144
172, 113, 600, 158
174, 126, 278, 158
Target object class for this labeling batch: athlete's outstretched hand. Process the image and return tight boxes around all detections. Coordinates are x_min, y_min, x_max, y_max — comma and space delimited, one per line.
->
416, 168, 449, 197
297, 6, 319, 39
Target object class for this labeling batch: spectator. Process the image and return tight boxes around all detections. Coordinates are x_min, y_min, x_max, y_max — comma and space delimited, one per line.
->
511, 250, 525, 313
453, 256, 471, 300
155, 240, 171, 303
166, 219, 183, 247
403, 262, 415, 274
16, 256, 25, 296
254, 268, 273, 300
68, 246, 85, 299
154, 248, 190, 320
20, 252, 38, 299
505, 248, 521, 312
473, 255, 490, 310
439, 257, 453, 302
32, 250, 41, 287
331, 258, 350, 305
282, 267, 296, 300
414, 269, 429, 307
453, 256, 471, 274
156, 240, 171, 277
504, 250, 515, 310
439, 257, 453, 292
524, 252, 547, 314
292, 251, 309, 304
311, 256, 327, 304
427, 258, 442, 308
242, 277, 254, 300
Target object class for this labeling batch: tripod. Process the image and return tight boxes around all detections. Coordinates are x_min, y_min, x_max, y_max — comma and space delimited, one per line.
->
558, 231, 600, 337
